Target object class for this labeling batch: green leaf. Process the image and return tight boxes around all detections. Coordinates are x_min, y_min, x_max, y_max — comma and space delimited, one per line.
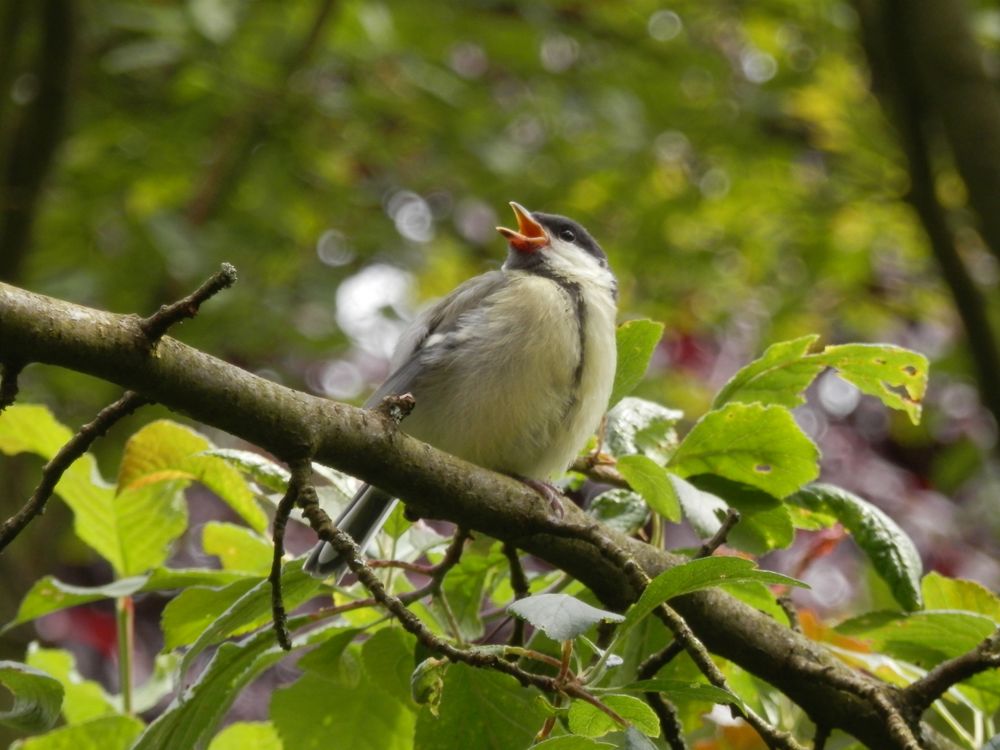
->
588, 489, 649, 535
568, 694, 658, 738
605, 397, 683, 462
202, 522, 272, 575
179, 559, 321, 671
161, 578, 260, 651
0, 661, 64, 732
667, 473, 728, 537
413, 663, 547, 749
25, 645, 116, 724
532, 737, 615, 749
688, 475, 793, 554
625, 557, 807, 629
836, 610, 996, 667
788, 483, 922, 610
440, 543, 506, 641
0, 406, 187, 576
118, 420, 266, 532
508, 593, 624, 641
811, 344, 929, 424
273, 672, 414, 750
204, 449, 290, 493
622, 678, 745, 709
921, 571, 1000, 622
616, 455, 680, 522
133, 630, 286, 750
12, 715, 144, 750
610, 320, 665, 406
669, 403, 819, 497
6, 570, 252, 631
713, 335, 822, 409
207, 722, 282, 750
362, 628, 417, 706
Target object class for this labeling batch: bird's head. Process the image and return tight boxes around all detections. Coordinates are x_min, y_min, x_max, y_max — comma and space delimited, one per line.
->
497, 202, 613, 286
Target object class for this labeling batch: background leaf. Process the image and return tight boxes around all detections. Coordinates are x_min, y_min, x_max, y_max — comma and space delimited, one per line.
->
0, 662, 64, 733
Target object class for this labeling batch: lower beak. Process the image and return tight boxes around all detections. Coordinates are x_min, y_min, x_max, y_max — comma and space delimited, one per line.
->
497, 202, 548, 253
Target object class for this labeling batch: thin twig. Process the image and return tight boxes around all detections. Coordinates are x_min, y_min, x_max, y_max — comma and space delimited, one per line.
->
638, 641, 684, 679
637, 642, 688, 750
813, 724, 830, 750
902, 627, 1000, 717
139, 262, 237, 344
777, 594, 802, 633
0, 390, 148, 552
269, 473, 301, 650
695, 508, 741, 558
570, 454, 629, 488
504, 541, 528, 647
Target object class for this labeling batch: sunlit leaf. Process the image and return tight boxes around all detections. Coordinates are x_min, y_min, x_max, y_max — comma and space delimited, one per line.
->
610, 320, 665, 407
713, 335, 822, 409
617, 454, 680, 522
25, 645, 115, 725
669, 403, 819, 497
202, 522, 272, 575
567, 693, 658, 738
207, 722, 282, 750
12, 715, 144, 750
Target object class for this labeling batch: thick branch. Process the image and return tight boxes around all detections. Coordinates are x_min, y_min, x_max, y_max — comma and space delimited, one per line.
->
0, 281, 951, 749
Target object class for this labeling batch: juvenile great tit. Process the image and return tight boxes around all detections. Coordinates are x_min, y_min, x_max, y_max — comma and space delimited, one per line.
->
304, 202, 618, 579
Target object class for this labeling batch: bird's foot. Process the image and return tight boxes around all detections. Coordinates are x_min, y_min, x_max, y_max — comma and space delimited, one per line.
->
514, 476, 566, 518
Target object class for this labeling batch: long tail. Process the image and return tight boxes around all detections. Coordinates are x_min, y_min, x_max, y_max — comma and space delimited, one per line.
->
303, 484, 397, 580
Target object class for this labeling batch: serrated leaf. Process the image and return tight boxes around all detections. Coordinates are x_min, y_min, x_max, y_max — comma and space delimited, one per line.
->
119, 420, 266, 532
0, 661, 63, 732
207, 722, 282, 750
179, 560, 321, 672
625, 557, 807, 629
413, 663, 547, 750
605, 397, 683, 461
623, 678, 745, 709
812, 344, 928, 424
362, 628, 417, 706
0, 406, 187, 575
508, 594, 624, 641
25, 645, 115, 724
617, 455, 680, 522
610, 320, 665, 406
12, 715, 144, 750
921, 572, 1000, 622
204, 449, 290, 493
272, 670, 414, 750
568, 693, 658, 738
788, 484, 922, 611
588, 488, 650, 535
133, 630, 284, 750
713, 335, 822, 409
441, 544, 506, 641
532, 737, 615, 749
6, 569, 252, 632
202, 522, 272, 575
669, 403, 819, 498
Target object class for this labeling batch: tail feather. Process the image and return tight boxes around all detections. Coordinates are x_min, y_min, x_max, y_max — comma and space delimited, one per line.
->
303, 484, 397, 580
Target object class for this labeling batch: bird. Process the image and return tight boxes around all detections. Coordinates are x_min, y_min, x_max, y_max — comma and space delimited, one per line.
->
304, 202, 618, 579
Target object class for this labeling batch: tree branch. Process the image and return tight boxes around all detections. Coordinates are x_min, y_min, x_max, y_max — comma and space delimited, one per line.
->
0, 280, 956, 749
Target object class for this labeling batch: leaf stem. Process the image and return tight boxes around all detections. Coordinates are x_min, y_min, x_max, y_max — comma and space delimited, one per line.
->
116, 595, 134, 714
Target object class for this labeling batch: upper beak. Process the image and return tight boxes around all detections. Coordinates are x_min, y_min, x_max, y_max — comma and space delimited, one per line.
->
497, 202, 548, 253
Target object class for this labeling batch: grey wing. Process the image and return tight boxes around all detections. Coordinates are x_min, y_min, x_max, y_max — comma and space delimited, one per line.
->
365, 270, 507, 407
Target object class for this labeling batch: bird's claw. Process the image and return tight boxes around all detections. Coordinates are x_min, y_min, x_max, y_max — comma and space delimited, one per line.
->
515, 476, 566, 518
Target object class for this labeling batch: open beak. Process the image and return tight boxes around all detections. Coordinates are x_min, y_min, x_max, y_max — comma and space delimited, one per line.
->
497, 202, 548, 253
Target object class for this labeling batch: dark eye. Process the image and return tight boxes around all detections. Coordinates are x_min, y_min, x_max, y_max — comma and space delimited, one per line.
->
559, 228, 576, 242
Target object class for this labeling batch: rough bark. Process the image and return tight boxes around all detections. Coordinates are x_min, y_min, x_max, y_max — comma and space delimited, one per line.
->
0, 281, 965, 748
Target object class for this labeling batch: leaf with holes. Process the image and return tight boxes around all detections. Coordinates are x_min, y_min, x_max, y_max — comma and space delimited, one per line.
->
713, 335, 823, 409
508, 594, 624, 641
669, 403, 818, 497
811, 344, 928, 424
788, 484, 922, 611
